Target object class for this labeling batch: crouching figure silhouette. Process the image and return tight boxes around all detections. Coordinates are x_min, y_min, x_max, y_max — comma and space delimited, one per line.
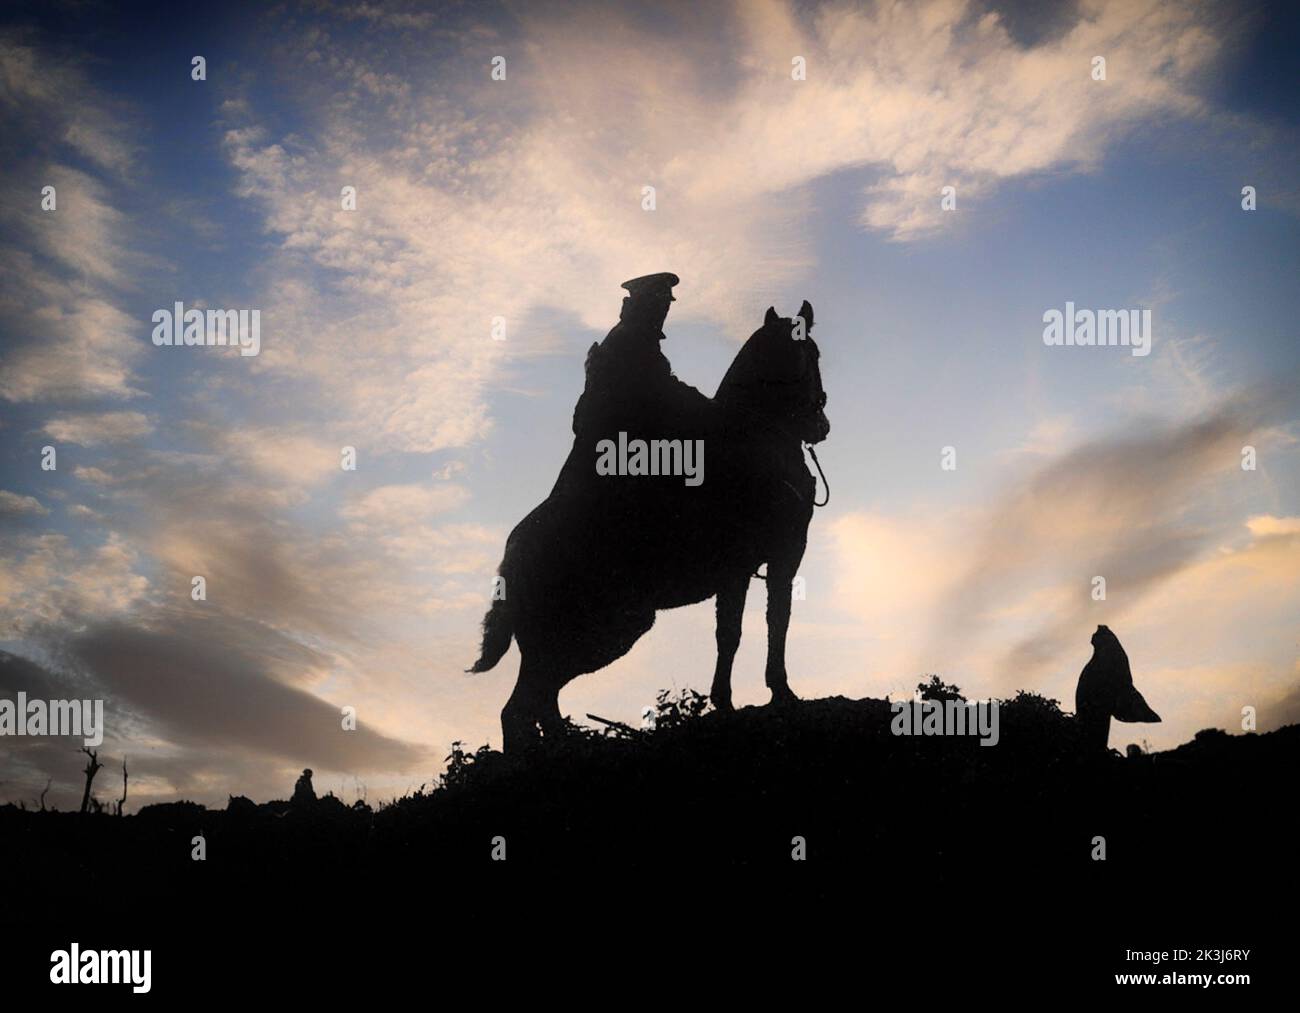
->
1075, 625, 1161, 753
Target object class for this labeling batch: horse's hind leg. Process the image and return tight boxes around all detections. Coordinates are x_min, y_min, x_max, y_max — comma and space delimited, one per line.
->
502, 653, 570, 752
502, 655, 553, 752
537, 676, 565, 739
501, 683, 537, 754
710, 573, 749, 711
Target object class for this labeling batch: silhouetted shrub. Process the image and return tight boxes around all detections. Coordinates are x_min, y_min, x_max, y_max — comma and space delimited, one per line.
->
648, 687, 711, 731
1002, 689, 1065, 720
318, 792, 346, 812
987, 688, 1077, 763
440, 741, 493, 790
226, 794, 257, 818
918, 675, 964, 702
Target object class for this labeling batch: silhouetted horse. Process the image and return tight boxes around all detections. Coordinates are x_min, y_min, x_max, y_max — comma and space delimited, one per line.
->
471, 304, 830, 751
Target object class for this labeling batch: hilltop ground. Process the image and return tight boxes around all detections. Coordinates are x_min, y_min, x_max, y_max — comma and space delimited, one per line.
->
4, 687, 1293, 884
3, 688, 1291, 992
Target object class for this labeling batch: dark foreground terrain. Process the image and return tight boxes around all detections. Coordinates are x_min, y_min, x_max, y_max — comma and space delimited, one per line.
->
3, 690, 1291, 995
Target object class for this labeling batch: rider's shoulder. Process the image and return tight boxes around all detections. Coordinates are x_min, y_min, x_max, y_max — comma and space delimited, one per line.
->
602, 320, 643, 343
602, 322, 664, 360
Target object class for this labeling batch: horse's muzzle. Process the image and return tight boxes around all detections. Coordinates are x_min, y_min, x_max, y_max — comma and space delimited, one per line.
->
807, 412, 830, 445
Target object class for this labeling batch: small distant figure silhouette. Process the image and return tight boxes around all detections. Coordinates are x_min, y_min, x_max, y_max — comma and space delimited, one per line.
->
291, 768, 316, 806
1075, 625, 1161, 753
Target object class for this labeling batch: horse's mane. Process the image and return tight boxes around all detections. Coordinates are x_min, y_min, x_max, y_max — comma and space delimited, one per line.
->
717, 322, 788, 401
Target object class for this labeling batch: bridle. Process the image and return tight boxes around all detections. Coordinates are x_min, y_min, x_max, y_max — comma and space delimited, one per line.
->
737, 362, 829, 583
722, 362, 830, 511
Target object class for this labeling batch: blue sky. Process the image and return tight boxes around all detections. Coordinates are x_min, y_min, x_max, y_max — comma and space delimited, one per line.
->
1, 0, 1298, 808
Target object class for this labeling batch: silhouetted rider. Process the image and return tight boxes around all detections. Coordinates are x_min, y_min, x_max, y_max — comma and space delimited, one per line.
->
553, 272, 713, 497
573, 272, 711, 436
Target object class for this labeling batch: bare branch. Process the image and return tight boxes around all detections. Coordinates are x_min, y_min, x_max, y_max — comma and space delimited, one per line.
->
79, 748, 103, 814
115, 757, 128, 816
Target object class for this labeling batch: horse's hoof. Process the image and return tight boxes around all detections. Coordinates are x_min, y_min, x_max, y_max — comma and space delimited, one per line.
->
710, 694, 734, 713
768, 687, 800, 707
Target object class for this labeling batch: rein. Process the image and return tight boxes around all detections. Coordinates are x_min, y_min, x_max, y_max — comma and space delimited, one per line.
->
806, 443, 829, 508
716, 394, 830, 509
751, 444, 829, 582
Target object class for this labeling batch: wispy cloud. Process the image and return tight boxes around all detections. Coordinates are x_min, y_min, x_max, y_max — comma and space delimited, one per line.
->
217, 0, 1225, 459
0, 37, 143, 404
937, 378, 1296, 671
0, 37, 136, 173
42, 411, 151, 446
0, 489, 47, 516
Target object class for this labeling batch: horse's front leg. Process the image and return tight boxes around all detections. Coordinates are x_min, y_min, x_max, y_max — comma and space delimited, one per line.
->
765, 554, 802, 706
710, 573, 749, 711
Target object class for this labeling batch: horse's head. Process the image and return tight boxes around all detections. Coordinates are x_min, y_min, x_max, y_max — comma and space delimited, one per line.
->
717, 301, 829, 445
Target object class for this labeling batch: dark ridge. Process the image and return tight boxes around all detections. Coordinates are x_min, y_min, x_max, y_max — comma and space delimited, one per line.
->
2, 690, 1293, 904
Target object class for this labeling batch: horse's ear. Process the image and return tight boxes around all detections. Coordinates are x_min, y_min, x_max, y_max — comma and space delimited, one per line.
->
798, 300, 814, 331
764, 306, 779, 326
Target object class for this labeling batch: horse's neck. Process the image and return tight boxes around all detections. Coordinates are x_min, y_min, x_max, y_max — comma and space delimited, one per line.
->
715, 336, 764, 405
716, 389, 801, 451
717, 341, 785, 436
714, 345, 750, 397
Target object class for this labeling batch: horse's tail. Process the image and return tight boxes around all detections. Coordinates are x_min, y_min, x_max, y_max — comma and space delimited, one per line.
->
468, 592, 512, 673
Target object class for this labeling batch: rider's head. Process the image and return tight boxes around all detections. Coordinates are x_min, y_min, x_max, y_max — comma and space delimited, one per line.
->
620, 272, 679, 333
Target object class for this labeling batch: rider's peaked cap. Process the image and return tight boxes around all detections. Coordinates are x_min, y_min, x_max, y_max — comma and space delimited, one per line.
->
621, 272, 679, 301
